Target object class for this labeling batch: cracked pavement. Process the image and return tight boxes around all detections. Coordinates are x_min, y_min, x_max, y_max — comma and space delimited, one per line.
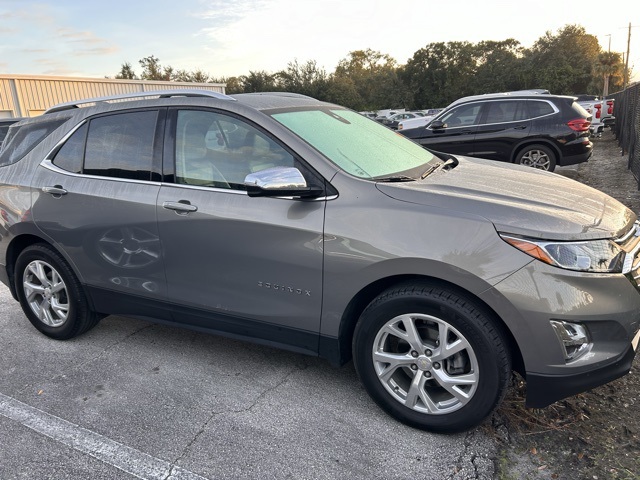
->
0, 284, 498, 479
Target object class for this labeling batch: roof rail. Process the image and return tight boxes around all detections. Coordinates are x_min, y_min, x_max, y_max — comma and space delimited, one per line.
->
242, 92, 316, 100
45, 89, 235, 114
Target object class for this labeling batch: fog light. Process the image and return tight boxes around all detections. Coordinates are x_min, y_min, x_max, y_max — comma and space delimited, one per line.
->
550, 320, 591, 362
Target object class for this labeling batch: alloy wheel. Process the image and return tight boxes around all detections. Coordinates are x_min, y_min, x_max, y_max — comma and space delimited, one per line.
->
22, 260, 69, 327
372, 313, 479, 414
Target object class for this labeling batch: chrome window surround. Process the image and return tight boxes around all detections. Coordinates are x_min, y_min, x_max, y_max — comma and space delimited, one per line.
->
42, 128, 335, 201
430, 99, 560, 130
39, 163, 337, 201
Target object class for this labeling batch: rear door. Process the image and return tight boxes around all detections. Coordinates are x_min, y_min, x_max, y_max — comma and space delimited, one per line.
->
471, 100, 531, 162
31, 109, 168, 304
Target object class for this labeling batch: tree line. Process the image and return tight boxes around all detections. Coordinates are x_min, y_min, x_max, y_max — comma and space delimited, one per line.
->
114, 24, 627, 111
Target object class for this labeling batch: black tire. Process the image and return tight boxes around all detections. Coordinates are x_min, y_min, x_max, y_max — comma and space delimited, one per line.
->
515, 144, 557, 171
352, 283, 511, 433
15, 244, 100, 340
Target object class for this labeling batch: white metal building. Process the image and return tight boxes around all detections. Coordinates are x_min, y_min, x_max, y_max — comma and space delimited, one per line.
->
0, 74, 226, 118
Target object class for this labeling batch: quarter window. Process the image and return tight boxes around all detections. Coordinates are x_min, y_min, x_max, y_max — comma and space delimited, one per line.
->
527, 101, 555, 118
52, 123, 87, 174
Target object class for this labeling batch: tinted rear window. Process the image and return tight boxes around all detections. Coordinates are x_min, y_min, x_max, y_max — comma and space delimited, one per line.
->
0, 125, 11, 143
0, 118, 67, 167
527, 101, 555, 118
82, 111, 157, 180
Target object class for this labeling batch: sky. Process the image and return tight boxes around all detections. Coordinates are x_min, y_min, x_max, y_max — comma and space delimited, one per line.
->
0, 0, 638, 85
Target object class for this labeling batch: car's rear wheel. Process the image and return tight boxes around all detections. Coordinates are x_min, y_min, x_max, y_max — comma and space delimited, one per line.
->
515, 144, 556, 171
15, 244, 100, 339
353, 283, 511, 433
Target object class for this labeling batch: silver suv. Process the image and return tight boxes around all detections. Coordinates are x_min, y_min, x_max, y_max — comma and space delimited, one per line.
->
1, 90, 638, 433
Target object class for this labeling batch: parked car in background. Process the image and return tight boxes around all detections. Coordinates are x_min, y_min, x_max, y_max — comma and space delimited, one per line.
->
574, 95, 615, 136
0, 118, 26, 150
379, 111, 425, 130
1, 90, 638, 434
400, 92, 593, 171
359, 111, 377, 119
398, 108, 444, 131
375, 108, 405, 119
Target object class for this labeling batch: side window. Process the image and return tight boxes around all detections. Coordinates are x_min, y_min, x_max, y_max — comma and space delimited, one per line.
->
52, 123, 87, 174
175, 110, 295, 191
527, 101, 555, 119
83, 111, 158, 180
484, 101, 528, 124
441, 104, 482, 127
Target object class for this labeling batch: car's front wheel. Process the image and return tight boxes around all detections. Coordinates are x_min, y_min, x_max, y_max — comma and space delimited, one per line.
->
15, 244, 100, 339
353, 283, 511, 433
515, 144, 556, 171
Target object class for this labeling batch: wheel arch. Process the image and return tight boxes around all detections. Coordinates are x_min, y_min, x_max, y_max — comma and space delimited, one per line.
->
5, 233, 82, 301
328, 274, 524, 375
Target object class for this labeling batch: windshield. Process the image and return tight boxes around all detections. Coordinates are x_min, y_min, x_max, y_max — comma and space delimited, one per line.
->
270, 108, 435, 179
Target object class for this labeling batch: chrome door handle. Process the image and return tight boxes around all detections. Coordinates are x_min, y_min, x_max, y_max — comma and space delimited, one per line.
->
162, 201, 198, 214
42, 185, 68, 196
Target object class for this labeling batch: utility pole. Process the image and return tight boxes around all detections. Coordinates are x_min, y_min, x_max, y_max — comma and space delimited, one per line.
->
603, 34, 611, 98
624, 22, 631, 89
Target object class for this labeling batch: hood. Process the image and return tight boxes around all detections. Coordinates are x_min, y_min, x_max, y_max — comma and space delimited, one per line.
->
376, 156, 635, 241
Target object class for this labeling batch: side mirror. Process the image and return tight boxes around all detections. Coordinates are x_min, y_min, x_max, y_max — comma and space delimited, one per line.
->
244, 167, 323, 198
430, 120, 446, 130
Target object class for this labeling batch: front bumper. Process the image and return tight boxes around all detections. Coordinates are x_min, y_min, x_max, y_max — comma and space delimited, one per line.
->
526, 339, 637, 408
480, 259, 640, 407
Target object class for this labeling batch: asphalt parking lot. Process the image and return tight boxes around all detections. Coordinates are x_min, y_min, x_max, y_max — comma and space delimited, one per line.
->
0, 283, 497, 479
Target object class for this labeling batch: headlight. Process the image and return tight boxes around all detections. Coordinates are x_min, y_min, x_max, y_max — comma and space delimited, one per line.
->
500, 234, 625, 273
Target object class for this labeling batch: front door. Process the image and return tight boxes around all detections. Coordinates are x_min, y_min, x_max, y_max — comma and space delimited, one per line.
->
156, 109, 325, 352
420, 102, 482, 156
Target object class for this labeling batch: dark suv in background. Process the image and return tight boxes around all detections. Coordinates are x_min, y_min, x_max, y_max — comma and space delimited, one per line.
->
400, 92, 593, 171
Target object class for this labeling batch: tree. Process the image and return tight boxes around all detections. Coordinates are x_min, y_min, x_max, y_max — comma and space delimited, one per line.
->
139, 55, 172, 81
592, 51, 624, 95
523, 24, 600, 94
470, 40, 524, 93
239, 70, 279, 93
401, 42, 479, 108
334, 49, 406, 110
115, 62, 137, 80
276, 59, 329, 98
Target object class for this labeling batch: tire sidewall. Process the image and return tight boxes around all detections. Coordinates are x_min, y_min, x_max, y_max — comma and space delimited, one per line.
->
353, 289, 506, 433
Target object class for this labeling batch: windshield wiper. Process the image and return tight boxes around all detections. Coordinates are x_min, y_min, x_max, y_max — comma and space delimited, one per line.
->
421, 156, 459, 179
375, 175, 416, 182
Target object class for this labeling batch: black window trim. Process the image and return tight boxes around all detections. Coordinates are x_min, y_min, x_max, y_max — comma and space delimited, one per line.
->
43, 107, 166, 183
